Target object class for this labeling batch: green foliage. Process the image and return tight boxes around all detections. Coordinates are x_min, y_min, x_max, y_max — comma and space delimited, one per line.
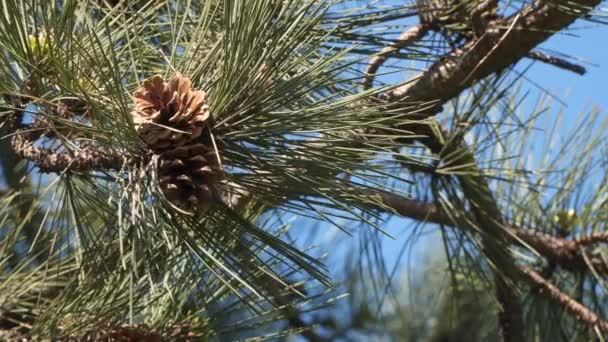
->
0, 0, 606, 340
0, 0, 423, 339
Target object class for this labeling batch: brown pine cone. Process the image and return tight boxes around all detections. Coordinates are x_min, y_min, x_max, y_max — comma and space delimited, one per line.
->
158, 144, 223, 211
132, 74, 210, 151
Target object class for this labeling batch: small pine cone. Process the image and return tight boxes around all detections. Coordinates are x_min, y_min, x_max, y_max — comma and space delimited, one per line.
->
158, 144, 223, 211
132, 74, 210, 151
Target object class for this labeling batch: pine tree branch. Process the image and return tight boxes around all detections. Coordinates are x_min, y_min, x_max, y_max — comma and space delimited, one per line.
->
9, 126, 130, 173
412, 124, 524, 340
373, 0, 601, 338
363, 23, 429, 90
521, 267, 608, 333
10, 132, 124, 173
366, 189, 608, 275
382, 0, 601, 114
574, 232, 608, 246
367, 188, 608, 335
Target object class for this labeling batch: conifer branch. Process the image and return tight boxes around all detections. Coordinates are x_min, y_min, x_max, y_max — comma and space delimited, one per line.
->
366, 190, 608, 275
363, 24, 429, 90
373, 0, 602, 338
574, 232, 608, 246
10, 129, 126, 173
412, 126, 524, 341
521, 267, 608, 333
382, 0, 601, 113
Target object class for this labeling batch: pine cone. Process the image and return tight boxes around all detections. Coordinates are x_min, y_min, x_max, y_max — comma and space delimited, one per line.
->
132, 74, 210, 151
158, 144, 223, 211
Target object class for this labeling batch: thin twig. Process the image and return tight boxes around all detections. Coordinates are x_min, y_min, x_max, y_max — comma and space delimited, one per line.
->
363, 24, 428, 91
528, 50, 587, 75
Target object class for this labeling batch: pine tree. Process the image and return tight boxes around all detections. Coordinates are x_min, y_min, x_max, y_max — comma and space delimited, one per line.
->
0, 0, 606, 340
